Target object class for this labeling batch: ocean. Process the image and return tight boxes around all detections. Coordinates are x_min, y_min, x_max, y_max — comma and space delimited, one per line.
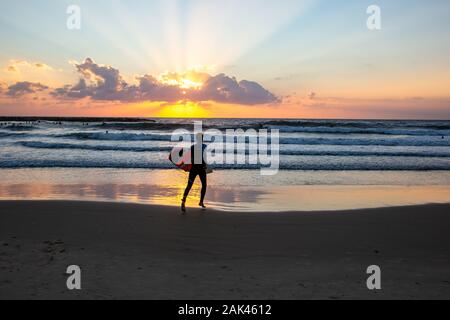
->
1, 118, 450, 211
1, 118, 450, 171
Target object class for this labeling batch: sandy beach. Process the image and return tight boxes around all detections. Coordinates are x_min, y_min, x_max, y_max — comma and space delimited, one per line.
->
0, 200, 449, 300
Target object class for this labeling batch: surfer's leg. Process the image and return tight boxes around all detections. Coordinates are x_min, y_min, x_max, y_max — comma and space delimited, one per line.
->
181, 174, 193, 213
182, 170, 198, 203
199, 170, 207, 208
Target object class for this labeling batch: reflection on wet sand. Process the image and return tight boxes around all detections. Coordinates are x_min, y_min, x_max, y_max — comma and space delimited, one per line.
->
1, 182, 450, 212
0, 168, 449, 211
0, 183, 267, 211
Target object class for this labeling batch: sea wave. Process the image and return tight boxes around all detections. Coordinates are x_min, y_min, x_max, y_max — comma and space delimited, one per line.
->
0, 125, 37, 132
17, 140, 450, 158
263, 120, 450, 130
270, 126, 450, 136
17, 141, 172, 153
92, 121, 450, 136
280, 150, 450, 158
53, 131, 450, 147
58, 132, 173, 142
0, 132, 26, 138
1, 160, 449, 171
280, 137, 450, 147
93, 122, 198, 131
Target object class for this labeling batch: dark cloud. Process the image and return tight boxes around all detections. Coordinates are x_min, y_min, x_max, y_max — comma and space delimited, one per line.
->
7, 81, 48, 97
194, 74, 279, 105
71, 58, 130, 101
53, 58, 279, 105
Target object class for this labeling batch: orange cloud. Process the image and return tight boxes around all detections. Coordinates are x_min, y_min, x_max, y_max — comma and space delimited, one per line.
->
4, 60, 53, 73
0, 59, 69, 88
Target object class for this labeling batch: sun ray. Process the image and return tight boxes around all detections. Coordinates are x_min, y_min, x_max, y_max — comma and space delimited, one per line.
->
85, 10, 152, 73
110, 1, 163, 73
184, 0, 317, 70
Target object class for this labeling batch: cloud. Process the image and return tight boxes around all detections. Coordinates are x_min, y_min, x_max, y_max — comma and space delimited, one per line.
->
53, 58, 279, 105
52, 58, 132, 101
5, 60, 53, 73
196, 74, 280, 105
7, 81, 48, 97
308, 92, 316, 100
1, 59, 68, 88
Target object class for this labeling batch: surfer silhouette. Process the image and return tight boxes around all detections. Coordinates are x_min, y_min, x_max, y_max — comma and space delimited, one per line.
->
181, 133, 208, 213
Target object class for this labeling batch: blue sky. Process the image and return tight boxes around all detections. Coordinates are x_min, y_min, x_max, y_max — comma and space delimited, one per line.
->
0, 0, 449, 118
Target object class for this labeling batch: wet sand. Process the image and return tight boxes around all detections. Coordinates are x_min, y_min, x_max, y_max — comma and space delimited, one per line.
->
2, 168, 450, 212
0, 201, 449, 300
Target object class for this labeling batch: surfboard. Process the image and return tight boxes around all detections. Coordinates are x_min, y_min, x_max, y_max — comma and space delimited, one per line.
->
169, 146, 214, 174
169, 147, 193, 172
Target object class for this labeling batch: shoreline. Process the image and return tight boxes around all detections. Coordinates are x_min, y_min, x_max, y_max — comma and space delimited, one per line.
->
1, 200, 449, 299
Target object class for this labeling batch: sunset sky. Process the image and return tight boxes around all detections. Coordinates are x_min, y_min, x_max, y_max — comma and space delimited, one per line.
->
0, 0, 449, 119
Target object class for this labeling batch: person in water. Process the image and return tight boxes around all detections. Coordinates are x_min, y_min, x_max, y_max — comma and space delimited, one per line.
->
181, 133, 208, 213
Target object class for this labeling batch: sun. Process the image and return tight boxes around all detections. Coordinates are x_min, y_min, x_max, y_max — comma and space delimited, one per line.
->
179, 79, 203, 90
157, 101, 211, 118
158, 71, 205, 90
